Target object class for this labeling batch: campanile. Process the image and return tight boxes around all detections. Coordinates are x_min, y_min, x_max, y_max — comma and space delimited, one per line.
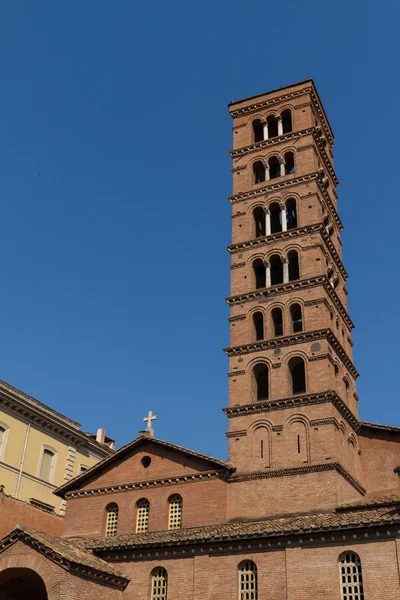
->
224, 80, 363, 509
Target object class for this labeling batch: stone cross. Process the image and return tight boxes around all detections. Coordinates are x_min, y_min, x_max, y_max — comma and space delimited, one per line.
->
143, 411, 157, 437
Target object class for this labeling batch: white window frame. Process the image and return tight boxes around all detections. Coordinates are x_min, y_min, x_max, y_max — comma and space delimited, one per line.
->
136, 498, 150, 533
0, 421, 10, 462
168, 494, 182, 530
339, 551, 364, 600
37, 444, 58, 484
151, 567, 168, 600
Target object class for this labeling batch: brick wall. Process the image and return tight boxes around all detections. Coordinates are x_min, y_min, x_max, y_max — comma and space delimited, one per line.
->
0, 493, 63, 538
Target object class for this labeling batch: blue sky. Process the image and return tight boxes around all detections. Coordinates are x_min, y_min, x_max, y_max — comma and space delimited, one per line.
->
0, 1, 398, 458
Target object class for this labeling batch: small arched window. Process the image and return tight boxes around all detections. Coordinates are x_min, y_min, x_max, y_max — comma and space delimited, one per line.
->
252, 119, 264, 143
253, 259, 266, 289
266, 115, 278, 138
253, 161, 265, 184
339, 551, 364, 600
253, 364, 269, 401
268, 156, 280, 179
290, 304, 303, 332
39, 449, 55, 482
269, 202, 281, 234
271, 307, 283, 337
105, 503, 119, 537
281, 109, 292, 134
151, 567, 168, 600
168, 494, 182, 530
270, 254, 283, 285
289, 357, 306, 394
239, 560, 258, 600
136, 498, 150, 533
253, 207, 266, 238
287, 250, 300, 281
284, 151, 295, 175
253, 312, 264, 341
286, 198, 297, 229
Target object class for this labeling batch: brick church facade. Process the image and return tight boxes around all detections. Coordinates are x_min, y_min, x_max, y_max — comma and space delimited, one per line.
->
1, 79, 400, 599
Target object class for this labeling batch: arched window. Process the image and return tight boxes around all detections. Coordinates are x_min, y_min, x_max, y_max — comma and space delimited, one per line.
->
253, 161, 265, 184
268, 156, 280, 179
271, 307, 283, 337
253, 364, 269, 400
252, 426, 270, 466
168, 494, 182, 530
286, 198, 297, 229
269, 202, 281, 234
339, 552, 364, 600
267, 115, 278, 138
39, 449, 55, 482
253, 207, 266, 238
270, 254, 283, 285
289, 357, 306, 394
289, 419, 308, 463
284, 152, 295, 174
281, 109, 292, 134
253, 259, 266, 289
105, 503, 119, 537
252, 119, 263, 143
151, 567, 168, 600
287, 250, 300, 281
136, 498, 150, 533
253, 312, 264, 341
290, 304, 303, 332
239, 560, 258, 600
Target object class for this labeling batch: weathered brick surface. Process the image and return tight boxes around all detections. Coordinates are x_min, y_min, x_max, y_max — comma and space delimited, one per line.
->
0, 494, 63, 538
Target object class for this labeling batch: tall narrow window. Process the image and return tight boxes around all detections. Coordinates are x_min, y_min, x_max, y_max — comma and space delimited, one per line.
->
270, 254, 283, 285
281, 109, 292, 134
290, 303, 303, 332
284, 151, 295, 174
253, 207, 266, 238
271, 307, 283, 337
267, 115, 278, 138
168, 494, 182, 530
105, 503, 119, 537
288, 250, 300, 281
252, 119, 263, 143
269, 202, 281, 233
39, 449, 55, 482
239, 560, 258, 600
286, 198, 297, 229
136, 498, 150, 533
289, 356, 306, 394
253, 363, 269, 400
268, 156, 280, 179
253, 161, 265, 184
151, 567, 168, 600
253, 259, 266, 289
253, 312, 264, 341
339, 552, 364, 600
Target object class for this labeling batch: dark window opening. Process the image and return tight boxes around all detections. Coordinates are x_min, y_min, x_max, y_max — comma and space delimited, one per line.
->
253, 119, 264, 143
288, 250, 300, 281
253, 311, 264, 341
290, 303, 303, 332
284, 152, 295, 175
286, 198, 297, 229
253, 161, 265, 184
282, 110, 292, 134
297, 434, 301, 454
260, 439, 264, 459
253, 207, 266, 238
254, 363, 269, 400
289, 357, 306, 394
253, 259, 266, 289
270, 202, 281, 234
269, 156, 280, 179
271, 307, 283, 337
270, 254, 283, 285
267, 115, 278, 138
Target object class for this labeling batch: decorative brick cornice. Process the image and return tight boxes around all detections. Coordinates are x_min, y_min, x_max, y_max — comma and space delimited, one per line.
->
229, 261, 245, 270
232, 211, 246, 219
310, 417, 340, 429
230, 127, 338, 186
226, 276, 354, 331
226, 430, 247, 438
227, 370, 245, 377
230, 461, 365, 495
228, 314, 246, 322
304, 297, 332, 311
223, 389, 360, 433
64, 470, 228, 500
229, 172, 342, 231
224, 328, 358, 379
308, 353, 336, 366
231, 164, 247, 173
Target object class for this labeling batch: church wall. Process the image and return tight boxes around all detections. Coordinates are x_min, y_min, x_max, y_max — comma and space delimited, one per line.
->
63, 478, 228, 537
0, 493, 64, 538
359, 430, 400, 495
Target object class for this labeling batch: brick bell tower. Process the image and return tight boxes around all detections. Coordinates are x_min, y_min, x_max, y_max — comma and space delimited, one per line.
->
224, 80, 364, 507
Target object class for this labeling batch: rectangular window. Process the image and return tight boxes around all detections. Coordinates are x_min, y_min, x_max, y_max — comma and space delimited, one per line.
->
40, 449, 54, 482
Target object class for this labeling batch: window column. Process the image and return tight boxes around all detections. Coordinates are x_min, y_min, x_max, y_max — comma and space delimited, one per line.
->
279, 157, 285, 177
264, 260, 271, 287
277, 115, 283, 136
264, 206, 271, 236
280, 202, 287, 232
264, 161, 270, 181
283, 258, 289, 283
263, 120, 269, 140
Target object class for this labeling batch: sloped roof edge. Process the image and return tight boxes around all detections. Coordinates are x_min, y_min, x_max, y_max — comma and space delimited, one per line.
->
55, 434, 235, 498
360, 421, 400, 434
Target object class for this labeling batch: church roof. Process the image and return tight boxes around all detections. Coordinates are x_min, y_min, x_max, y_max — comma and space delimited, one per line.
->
85, 503, 400, 551
360, 421, 400, 434
0, 525, 129, 588
55, 433, 235, 497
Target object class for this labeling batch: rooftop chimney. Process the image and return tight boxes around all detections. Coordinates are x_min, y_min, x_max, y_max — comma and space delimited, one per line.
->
96, 428, 106, 444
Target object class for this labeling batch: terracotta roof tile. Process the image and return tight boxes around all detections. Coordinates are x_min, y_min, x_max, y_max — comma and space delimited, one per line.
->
86, 504, 400, 551
337, 494, 400, 510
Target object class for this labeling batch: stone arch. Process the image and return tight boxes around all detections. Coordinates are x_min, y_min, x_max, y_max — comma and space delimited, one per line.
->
0, 548, 61, 600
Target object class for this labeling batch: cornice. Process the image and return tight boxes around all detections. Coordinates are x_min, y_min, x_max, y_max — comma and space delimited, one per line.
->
64, 470, 227, 500
226, 275, 354, 331
224, 328, 358, 379
228, 224, 348, 281
228, 314, 246, 322
222, 389, 360, 433
230, 127, 338, 186
230, 461, 365, 495
0, 390, 113, 458
228, 370, 245, 377
226, 429, 247, 438
229, 172, 343, 231
229, 86, 334, 146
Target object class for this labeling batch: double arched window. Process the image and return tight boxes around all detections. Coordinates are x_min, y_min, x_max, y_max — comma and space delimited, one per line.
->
339, 551, 363, 599
168, 494, 182, 530
253, 199, 297, 239
105, 503, 119, 537
253, 355, 306, 400
252, 109, 292, 143
239, 560, 258, 600
136, 498, 150, 533
251, 303, 303, 342
151, 567, 168, 600
253, 152, 295, 185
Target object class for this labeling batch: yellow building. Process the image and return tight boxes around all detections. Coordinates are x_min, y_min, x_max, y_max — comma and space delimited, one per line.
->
0, 378, 114, 515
